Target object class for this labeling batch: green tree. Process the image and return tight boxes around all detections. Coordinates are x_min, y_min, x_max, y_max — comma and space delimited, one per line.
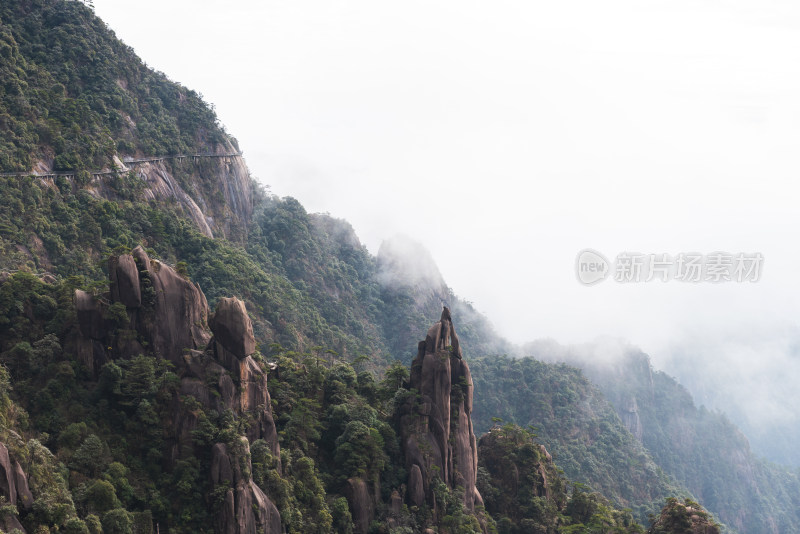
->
330, 497, 354, 534
102, 508, 133, 534
63, 517, 90, 534
85, 480, 120, 513
70, 435, 109, 477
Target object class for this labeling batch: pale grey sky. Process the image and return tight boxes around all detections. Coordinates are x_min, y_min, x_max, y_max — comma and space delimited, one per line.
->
93, 0, 800, 451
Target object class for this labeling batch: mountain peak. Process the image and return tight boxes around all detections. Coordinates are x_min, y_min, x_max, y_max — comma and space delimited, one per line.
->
377, 235, 445, 291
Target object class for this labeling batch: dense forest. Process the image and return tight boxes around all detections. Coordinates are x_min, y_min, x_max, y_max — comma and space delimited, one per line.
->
0, 1, 790, 533
0, 0, 223, 172
0, 257, 661, 533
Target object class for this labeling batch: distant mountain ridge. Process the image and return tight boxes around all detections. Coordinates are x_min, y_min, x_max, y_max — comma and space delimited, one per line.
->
524, 340, 800, 533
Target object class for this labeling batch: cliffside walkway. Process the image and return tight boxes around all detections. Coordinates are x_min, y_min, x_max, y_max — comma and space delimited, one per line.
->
0, 152, 243, 180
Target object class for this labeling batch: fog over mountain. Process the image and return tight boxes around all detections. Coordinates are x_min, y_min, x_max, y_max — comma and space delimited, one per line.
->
92, 0, 800, 465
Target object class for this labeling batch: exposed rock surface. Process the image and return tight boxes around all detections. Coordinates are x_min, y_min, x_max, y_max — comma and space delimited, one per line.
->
0, 442, 33, 533
211, 441, 281, 534
135, 161, 215, 238
214, 143, 254, 237
344, 477, 374, 534
172, 303, 280, 461
184, 303, 280, 534
73, 249, 281, 534
130, 246, 211, 366
621, 395, 643, 442
397, 308, 484, 528
109, 253, 141, 308
408, 464, 425, 507
210, 297, 256, 360
123, 141, 252, 241
75, 247, 214, 375
73, 289, 110, 375
74, 289, 104, 340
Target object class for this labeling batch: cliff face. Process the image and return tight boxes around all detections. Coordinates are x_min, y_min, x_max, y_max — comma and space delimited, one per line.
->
73, 248, 280, 534
73, 141, 254, 243
119, 141, 254, 241
75, 246, 211, 374
397, 308, 484, 527
211, 439, 281, 534
621, 395, 644, 442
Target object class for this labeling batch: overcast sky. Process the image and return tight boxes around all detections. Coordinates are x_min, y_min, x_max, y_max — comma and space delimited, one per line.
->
93, 0, 800, 450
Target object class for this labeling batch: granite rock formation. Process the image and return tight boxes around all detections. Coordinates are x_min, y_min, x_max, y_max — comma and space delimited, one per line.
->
344, 477, 374, 534
73, 249, 281, 534
397, 307, 484, 528
211, 441, 281, 534
76, 246, 212, 375
0, 443, 33, 533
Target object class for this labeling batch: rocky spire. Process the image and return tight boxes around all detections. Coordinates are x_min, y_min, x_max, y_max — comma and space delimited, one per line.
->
398, 307, 485, 528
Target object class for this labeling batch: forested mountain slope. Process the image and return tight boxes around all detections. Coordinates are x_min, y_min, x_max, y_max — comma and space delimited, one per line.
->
0, 0, 504, 367
469, 355, 689, 523
525, 341, 800, 534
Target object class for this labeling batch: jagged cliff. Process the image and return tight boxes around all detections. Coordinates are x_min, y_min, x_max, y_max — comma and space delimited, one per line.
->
118, 146, 254, 241
389, 312, 645, 533
74, 246, 211, 374
72, 247, 281, 534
